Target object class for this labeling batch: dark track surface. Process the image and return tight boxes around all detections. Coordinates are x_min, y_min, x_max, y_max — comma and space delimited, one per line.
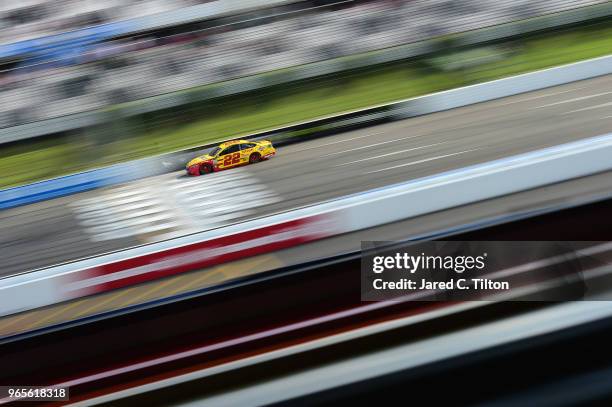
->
1, 74, 611, 276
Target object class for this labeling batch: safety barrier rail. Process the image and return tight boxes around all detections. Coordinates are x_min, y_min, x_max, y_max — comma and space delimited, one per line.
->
1, 54, 611, 210
2, 132, 612, 317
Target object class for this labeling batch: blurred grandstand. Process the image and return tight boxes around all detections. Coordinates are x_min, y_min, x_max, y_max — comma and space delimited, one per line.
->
0, 0, 606, 129
0, 0, 199, 43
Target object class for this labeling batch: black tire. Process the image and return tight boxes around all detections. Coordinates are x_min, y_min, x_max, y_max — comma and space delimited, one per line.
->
249, 153, 261, 164
199, 164, 212, 175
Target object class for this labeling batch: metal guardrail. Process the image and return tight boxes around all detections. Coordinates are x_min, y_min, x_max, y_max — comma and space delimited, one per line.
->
2, 132, 612, 317
1, 53, 611, 210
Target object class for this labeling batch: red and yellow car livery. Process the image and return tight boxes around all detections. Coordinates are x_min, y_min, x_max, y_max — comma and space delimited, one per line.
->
186, 139, 276, 176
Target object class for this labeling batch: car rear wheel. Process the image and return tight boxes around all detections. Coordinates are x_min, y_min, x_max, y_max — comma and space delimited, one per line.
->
199, 164, 212, 175
249, 153, 261, 164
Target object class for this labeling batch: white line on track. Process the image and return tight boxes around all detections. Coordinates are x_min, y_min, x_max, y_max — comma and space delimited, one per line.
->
562, 101, 612, 114
535, 92, 612, 109
72, 168, 282, 242
88, 214, 176, 233
168, 173, 249, 188
495, 87, 586, 107
71, 193, 163, 208
288, 132, 385, 153
78, 207, 166, 225
72, 200, 159, 216
365, 149, 479, 174
334, 142, 445, 167
178, 186, 269, 203
91, 188, 152, 200
190, 193, 280, 209
322, 134, 423, 157
91, 222, 182, 242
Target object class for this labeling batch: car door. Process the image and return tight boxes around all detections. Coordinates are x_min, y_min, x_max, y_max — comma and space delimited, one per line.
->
239, 143, 257, 164
217, 144, 241, 169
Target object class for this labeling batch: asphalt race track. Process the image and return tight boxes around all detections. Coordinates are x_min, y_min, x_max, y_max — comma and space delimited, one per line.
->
1, 74, 611, 276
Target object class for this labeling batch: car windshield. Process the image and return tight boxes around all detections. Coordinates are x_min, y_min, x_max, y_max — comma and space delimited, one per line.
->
208, 147, 221, 156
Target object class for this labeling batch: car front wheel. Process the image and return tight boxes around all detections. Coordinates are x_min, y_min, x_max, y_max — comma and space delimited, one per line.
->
199, 164, 212, 175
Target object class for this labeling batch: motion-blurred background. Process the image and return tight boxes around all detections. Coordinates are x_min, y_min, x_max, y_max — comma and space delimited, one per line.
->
2, 2, 612, 405
0, 0, 610, 188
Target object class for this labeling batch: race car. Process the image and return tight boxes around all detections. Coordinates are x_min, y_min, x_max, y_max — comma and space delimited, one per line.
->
186, 139, 276, 176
